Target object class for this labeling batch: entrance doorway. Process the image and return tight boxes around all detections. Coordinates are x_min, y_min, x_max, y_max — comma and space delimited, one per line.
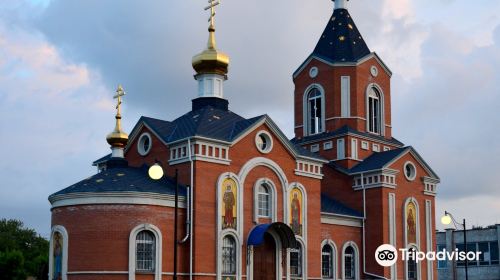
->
253, 233, 276, 280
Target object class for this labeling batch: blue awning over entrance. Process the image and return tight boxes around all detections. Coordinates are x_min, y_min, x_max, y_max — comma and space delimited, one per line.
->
247, 222, 297, 249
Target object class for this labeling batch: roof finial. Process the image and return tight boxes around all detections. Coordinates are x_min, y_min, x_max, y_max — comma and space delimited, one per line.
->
334, 0, 348, 10
106, 85, 129, 158
192, 0, 230, 101
205, 0, 220, 49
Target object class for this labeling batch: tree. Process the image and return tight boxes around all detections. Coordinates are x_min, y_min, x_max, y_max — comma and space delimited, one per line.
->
0, 219, 49, 280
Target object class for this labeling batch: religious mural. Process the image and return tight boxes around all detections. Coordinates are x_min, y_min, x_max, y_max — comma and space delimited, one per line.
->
222, 178, 237, 230
406, 201, 417, 244
289, 188, 303, 236
53, 232, 63, 280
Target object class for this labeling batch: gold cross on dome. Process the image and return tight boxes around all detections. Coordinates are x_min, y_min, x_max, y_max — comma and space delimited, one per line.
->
205, 0, 221, 28
113, 85, 126, 114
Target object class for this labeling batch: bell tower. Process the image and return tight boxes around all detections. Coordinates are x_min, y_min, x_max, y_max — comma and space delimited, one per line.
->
292, 0, 399, 168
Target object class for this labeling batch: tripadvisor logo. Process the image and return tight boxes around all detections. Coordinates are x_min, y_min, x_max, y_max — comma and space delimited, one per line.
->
375, 244, 482, 267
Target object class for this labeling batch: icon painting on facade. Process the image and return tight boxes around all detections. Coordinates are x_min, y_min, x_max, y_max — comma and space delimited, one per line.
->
222, 178, 237, 230
407, 201, 417, 244
289, 188, 303, 236
53, 232, 63, 280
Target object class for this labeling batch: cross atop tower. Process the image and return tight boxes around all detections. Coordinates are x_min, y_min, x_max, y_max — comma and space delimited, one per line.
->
113, 85, 126, 117
205, 0, 220, 31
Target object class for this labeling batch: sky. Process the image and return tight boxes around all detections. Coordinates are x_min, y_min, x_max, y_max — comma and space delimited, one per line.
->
0, 0, 499, 237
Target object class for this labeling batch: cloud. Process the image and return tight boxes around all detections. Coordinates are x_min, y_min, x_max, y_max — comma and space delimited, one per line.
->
0, 14, 116, 236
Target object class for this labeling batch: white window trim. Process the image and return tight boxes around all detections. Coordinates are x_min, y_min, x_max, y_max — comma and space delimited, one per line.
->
129, 224, 162, 280
49, 225, 69, 280
337, 138, 345, 160
137, 132, 152, 156
255, 130, 274, 154
341, 241, 360, 280
365, 83, 386, 136
323, 141, 333, 150
351, 139, 358, 160
218, 231, 241, 280
239, 157, 289, 227
341, 76, 351, 117
361, 141, 369, 150
405, 244, 422, 280
321, 239, 338, 280
311, 144, 320, 153
404, 161, 417, 181
372, 143, 380, 152
290, 238, 306, 280
302, 84, 326, 136
253, 178, 277, 222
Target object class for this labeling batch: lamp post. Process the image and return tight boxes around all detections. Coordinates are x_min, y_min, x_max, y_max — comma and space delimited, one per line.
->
149, 163, 179, 280
441, 211, 468, 280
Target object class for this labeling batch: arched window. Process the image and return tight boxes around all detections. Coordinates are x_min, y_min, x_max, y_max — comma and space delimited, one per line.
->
221, 236, 237, 277
407, 247, 418, 280
258, 183, 271, 218
322, 244, 334, 279
307, 88, 324, 135
290, 242, 303, 279
367, 87, 381, 134
344, 246, 356, 279
136, 230, 156, 272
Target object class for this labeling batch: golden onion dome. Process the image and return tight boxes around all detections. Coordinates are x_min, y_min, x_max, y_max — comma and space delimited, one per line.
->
192, 25, 230, 76
106, 85, 129, 148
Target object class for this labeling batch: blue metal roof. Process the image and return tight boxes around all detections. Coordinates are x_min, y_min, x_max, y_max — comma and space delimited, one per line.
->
131, 105, 323, 160
349, 147, 408, 174
321, 194, 363, 218
312, 8, 371, 64
50, 160, 187, 198
92, 153, 111, 166
292, 125, 404, 147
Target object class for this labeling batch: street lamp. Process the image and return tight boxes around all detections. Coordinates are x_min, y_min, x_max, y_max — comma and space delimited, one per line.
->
149, 163, 179, 280
441, 211, 468, 280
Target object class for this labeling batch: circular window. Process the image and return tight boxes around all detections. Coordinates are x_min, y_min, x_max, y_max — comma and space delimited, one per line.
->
404, 161, 417, 181
370, 65, 379, 77
137, 133, 152, 156
255, 131, 273, 154
309, 67, 319, 78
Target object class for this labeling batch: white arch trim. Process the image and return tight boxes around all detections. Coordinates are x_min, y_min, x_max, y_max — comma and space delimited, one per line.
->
238, 157, 289, 221
321, 239, 338, 280
217, 230, 242, 280
253, 178, 278, 222
216, 172, 243, 243
128, 223, 162, 280
341, 241, 360, 280
302, 83, 326, 136
404, 244, 422, 280
403, 197, 421, 248
365, 83, 386, 136
49, 225, 69, 280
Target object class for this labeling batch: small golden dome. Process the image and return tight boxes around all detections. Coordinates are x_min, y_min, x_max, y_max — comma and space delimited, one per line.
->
192, 26, 230, 76
106, 85, 129, 148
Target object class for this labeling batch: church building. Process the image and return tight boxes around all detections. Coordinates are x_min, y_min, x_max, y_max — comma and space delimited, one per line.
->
48, 1, 440, 279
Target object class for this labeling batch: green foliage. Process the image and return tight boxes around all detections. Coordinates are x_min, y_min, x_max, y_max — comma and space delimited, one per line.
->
0, 219, 49, 280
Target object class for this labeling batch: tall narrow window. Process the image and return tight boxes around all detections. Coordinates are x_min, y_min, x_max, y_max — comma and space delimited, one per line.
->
222, 236, 237, 277
307, 88, 323, 135
344, 246, 355, 280
257, 183, 271, 218
407, 247, 418, 280
290, 243, 303, 279
322, 245, 334, 279
136, 230, 155, 272
368, 87, 381, 134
